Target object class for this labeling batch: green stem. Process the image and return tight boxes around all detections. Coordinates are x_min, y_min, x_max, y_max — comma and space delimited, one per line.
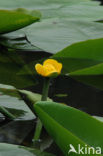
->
0, 105, 15, 120
33, 118, 42, 141
33, 78, 50, 142
41, 78, 51, 101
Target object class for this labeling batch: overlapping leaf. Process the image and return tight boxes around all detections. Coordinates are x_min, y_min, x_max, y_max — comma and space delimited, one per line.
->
53, 38, 103, 89
0, 83, 51, 116
1, 0, 103, 53
0, 9, 41, 34
0, 85, 34, 120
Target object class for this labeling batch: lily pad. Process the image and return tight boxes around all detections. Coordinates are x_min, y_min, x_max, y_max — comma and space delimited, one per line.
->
1, 0, 103, 53
0, 143, 55, 156
0, 9, 41, 34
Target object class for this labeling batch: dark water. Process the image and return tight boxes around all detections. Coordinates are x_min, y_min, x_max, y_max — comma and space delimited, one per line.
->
32, 75, 103, 117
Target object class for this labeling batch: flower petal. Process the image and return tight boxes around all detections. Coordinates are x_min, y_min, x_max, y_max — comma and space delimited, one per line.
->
43, 64, 57, 77
35, 64, 46, 76
43, 59, 62, 74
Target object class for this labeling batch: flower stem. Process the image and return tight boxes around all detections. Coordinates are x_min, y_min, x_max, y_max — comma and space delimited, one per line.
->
33, 78, 50, 142
41, 78, 50, 101
0, 105, 15, 120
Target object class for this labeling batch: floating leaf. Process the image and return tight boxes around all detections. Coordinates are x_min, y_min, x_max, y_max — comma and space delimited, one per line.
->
0, 9, 41, 34
1, 0, 103, 53
0, 143, 55, 156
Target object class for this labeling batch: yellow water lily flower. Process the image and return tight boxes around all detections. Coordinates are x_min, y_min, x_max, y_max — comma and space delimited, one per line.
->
35, 59, 62, 77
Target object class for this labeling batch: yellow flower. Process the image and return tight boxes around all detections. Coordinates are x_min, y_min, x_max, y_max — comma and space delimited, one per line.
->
35, 59, 62, 77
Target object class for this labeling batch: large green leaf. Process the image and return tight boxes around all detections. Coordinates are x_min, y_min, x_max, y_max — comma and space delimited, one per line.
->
0, 9, 41, 34
1, 0, 103, 53
25, 19, 103, 53
34, 101, 103, 156
53, 38, 103, 89
93, 116, 103, 122
0, 143, 54, 156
